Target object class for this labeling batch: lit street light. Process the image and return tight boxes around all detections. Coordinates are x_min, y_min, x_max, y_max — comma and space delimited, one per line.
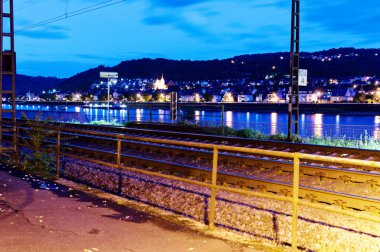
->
100, 71, 118, 123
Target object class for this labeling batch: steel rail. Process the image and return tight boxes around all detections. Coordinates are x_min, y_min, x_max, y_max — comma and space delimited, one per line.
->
61, 143, 380, 214
60, 131, 380, 185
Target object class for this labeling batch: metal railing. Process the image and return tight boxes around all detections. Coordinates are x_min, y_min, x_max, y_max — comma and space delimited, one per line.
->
1, 120, 380, 251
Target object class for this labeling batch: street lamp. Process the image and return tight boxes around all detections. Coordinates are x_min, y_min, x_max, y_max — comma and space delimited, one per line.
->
100, 71, 118, 123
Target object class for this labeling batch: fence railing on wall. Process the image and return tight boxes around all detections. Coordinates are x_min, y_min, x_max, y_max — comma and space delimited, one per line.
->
1, 120, 380, 251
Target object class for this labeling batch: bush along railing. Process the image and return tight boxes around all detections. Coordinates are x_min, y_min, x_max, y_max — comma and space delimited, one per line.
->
19, 113, 57, 178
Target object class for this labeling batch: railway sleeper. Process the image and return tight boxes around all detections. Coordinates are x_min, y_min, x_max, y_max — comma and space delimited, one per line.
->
22, 136, 380, 188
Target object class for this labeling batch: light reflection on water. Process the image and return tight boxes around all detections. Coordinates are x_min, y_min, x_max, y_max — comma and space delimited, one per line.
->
226, 111, 233, 128
314, 114, 323, 138
195, 110, 200, 123
374, 116, 380, 140
270, 112, 277, 135
3, 104, 380, 139
136, 109, 143, 122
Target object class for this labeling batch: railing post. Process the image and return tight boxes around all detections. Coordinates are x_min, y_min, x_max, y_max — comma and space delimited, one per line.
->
127, 106, 130, 122
178, 104, 181, 124
209, 147, 218, 230
149, 105, 152, 123
15, 124, 19, 164
117, 135, 122, 195
117, 135, 121, 168
292, 153, 300, 251
221, 105, 225, 135
56, 127, 61, 179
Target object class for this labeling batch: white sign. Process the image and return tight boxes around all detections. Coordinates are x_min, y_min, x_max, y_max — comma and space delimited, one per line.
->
298, 69, 308, 86
100, 72, 118, 78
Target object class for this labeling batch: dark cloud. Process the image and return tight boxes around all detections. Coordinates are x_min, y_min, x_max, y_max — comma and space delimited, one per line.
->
144, 0, 213, 8
17, 25, 70, 40
142, 12, 220, 43
303, 1, 380, 39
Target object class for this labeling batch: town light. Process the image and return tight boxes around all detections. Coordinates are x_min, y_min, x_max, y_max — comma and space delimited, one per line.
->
272, 93, 279, 102
73, 93, 81, 101
195, 93, 200, 102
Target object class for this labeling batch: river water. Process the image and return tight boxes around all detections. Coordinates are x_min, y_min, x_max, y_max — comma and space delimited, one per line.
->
3, 104, 380, 140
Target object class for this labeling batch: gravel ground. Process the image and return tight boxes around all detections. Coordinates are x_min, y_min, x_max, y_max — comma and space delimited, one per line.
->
61, 158, 380, 251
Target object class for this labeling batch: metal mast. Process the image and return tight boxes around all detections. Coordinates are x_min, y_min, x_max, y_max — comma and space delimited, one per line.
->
0, 0, 17, 156
287, 0, 300, 141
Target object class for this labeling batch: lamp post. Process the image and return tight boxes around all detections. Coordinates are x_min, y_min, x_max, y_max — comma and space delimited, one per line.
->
107, 78, 110, 122
100, 71, 118, 123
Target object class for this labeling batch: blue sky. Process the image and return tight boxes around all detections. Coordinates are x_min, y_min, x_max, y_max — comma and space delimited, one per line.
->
12, 0, 380, 78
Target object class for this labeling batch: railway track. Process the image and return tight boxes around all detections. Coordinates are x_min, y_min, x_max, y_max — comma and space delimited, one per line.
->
2, 121, 380, 215
62, 122, 380, 160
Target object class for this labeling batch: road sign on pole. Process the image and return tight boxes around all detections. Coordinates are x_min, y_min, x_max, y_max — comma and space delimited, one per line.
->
100, 72, 118, 78
298, 69, 308, 86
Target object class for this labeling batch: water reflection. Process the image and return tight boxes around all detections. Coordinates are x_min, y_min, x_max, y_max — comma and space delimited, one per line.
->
3, 104, 380, 140
226, 111, 233, 128
246, 112, 250, 128
136, 109, 143, 122
335, 115, 340, 136
314, 113, 323, 138
195, 110, 200, 123
374, 116, 380, 140
270, 112, 277, 135
158, 109, 164, 122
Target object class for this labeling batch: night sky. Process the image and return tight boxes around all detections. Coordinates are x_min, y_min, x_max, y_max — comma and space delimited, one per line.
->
13, 0, 380, 78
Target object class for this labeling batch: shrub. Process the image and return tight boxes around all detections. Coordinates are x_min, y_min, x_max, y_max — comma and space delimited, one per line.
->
269, 133, 288, 141
21, 113, 56, 176
236, 129, 265, 139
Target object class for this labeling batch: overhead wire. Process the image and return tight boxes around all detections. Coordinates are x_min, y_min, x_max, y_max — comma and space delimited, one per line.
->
15, 0, 45, 11
15, 0, 126, 33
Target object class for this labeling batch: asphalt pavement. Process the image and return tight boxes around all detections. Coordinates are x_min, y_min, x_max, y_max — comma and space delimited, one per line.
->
0, 166, 265, 252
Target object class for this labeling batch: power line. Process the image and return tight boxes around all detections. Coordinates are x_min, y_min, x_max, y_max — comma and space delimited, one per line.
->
15, 0, 45, 11
15, 0, 126, 33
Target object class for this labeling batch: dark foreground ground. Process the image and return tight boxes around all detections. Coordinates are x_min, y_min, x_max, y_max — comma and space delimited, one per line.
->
0, 165, 264, 252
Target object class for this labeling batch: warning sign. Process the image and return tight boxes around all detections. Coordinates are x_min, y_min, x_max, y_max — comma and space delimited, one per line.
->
298, 69, 308, 86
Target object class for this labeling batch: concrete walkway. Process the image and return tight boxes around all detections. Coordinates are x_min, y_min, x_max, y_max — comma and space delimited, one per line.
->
0, 167, 263, 252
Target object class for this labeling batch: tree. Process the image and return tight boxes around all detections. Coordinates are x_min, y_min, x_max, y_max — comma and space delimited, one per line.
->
40, 93, 56, 101
353, 93, 366, 103
202, 93, 213, 102
64, 93, 73, 101
21, 113, 56, 177
142, 92, 152, 102
118, 94, 125, 101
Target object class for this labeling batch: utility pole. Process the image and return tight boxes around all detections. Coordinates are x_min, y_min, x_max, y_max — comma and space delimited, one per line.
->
287, 0, 301, 141
0, 0, 17, 157
170, 92, 178, 121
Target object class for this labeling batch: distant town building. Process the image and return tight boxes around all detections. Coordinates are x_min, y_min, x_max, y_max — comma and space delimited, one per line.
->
330, 88, 356, 102
153, 74, 167, 90
237, 95, 253, 102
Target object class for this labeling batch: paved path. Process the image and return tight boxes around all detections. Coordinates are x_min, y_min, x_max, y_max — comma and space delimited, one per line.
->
0, 168, 263, 252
